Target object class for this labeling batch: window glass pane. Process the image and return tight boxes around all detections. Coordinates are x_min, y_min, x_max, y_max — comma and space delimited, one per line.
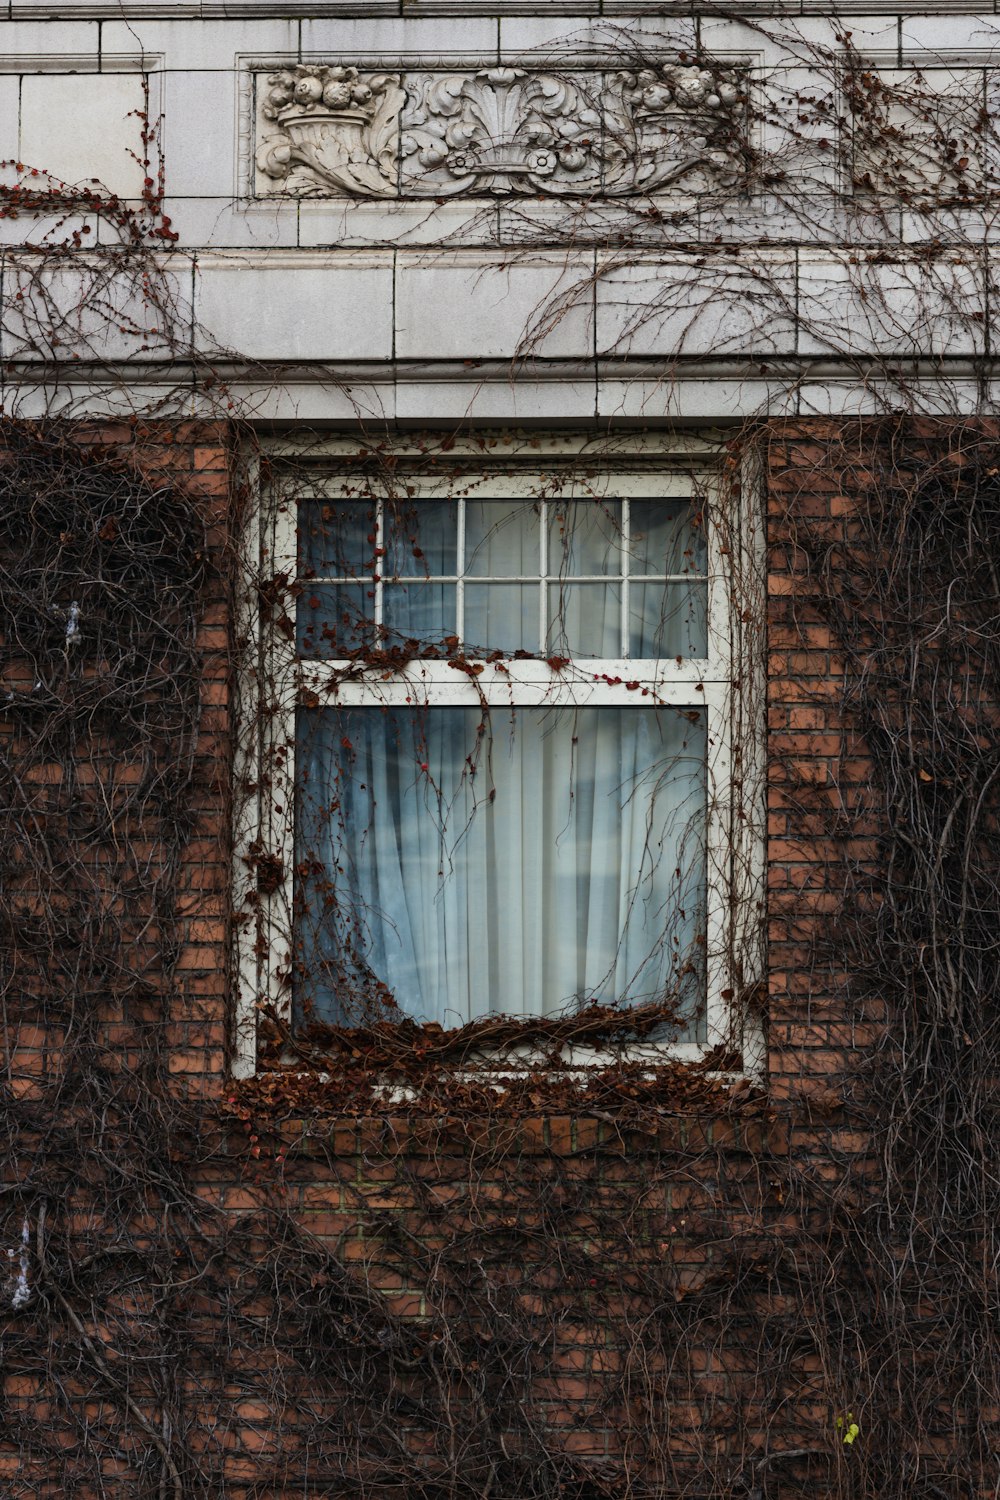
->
631, 499, 706, 575
384, 499, 457, 578
294, 706, 706, 1038
298, 500, 374, 578
297, 582, 370, 655
547, 501, 622, 577
630, 580, 708, 658
382, 581, 456, 643
547, 582, 622, 658
464, 583, 539, 653
465, 500, 539, 576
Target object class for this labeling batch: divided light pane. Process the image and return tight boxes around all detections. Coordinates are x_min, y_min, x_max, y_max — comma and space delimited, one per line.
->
295, 493, 707, 659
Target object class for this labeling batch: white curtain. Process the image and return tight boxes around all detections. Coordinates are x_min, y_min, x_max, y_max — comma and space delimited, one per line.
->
295, 705, 706, 1032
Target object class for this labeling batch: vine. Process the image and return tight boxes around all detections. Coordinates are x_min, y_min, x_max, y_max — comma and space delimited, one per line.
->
0, 22, 998, 1500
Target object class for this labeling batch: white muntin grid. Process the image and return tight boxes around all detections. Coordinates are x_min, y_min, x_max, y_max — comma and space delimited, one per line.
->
298, 489, 707, 660
233, 435, 761, 1078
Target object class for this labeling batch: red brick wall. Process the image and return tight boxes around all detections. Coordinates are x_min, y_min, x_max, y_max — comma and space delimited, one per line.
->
179, 420, 878, 1490
2, 418, 931, 1496
765, 424, 882, 1108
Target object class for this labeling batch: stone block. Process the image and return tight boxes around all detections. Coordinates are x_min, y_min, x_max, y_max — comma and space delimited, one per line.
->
797, 249, 986, 357
194, 251, 394, 362
394, 250, 595, 360
595, 251, 797, 358
1, 251, 195, 363
19, 72, 150, 200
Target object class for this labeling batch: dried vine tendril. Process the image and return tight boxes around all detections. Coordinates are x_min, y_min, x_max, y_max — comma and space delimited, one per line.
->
0, 18, 999, 1500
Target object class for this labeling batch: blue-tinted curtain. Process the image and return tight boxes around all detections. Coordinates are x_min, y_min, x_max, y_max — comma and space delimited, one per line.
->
294, 704, 707, 1034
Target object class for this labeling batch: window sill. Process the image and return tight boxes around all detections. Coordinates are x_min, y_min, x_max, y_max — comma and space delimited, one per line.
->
210, 1060, 774, 1161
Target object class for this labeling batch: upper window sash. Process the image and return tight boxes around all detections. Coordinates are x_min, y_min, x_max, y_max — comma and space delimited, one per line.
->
266, 465, 730, 689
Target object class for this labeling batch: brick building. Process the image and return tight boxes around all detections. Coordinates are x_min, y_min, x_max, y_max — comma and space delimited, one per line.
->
1, 3, 998, 1497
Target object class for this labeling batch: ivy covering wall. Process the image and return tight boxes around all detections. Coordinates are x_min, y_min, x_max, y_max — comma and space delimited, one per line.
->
2, 418, 998, 1498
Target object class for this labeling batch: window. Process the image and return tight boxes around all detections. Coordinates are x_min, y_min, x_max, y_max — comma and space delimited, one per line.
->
234, 434, 761, 1075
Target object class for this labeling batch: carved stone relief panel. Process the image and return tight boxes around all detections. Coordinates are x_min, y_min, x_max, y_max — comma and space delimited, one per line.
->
253, 61, 748, 200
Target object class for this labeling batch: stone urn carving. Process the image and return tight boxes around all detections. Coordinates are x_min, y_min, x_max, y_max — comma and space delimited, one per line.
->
255, 65, 404, 198
610, 63, 748, 193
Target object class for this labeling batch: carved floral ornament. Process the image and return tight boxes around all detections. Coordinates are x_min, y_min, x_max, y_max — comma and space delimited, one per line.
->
254, 60, 748, 199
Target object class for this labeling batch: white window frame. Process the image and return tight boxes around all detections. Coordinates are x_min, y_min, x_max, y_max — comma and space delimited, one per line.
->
233, 432, 764, 1078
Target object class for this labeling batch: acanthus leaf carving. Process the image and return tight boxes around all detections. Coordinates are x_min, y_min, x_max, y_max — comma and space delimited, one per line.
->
400, 68, 604, 197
